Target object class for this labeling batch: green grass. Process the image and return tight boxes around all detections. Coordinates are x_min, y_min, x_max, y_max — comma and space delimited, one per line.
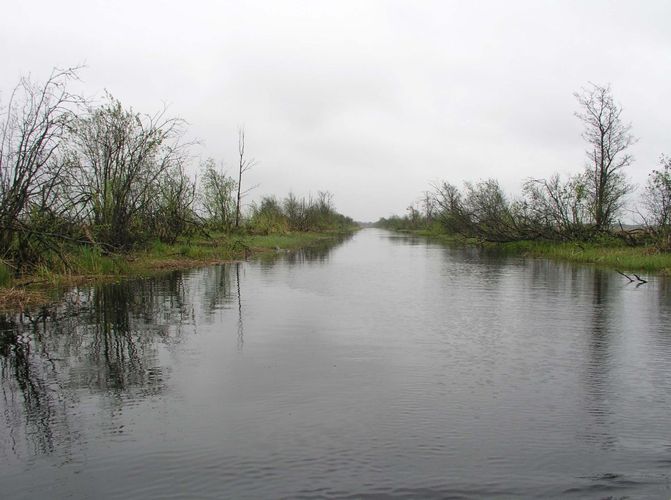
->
71, 246, 122, 275
388, 228, 671, 274
53, 230, 354, 280
0, 261, 12, 287
0, 228, 357, 310
498, 240, 671, 273
120, 232, 344, 274
244, 232, 342, 250
148, 240, 172, 256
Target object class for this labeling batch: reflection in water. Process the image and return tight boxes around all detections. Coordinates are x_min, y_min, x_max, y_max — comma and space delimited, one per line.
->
84, 285, 164, 395
257, 232, 353, 270
1, 230, 670, 499
1, 312, 60, 456
0, 234, 349, 465
583, 270, 616, 450
201, 265, 235, 315
236, 263, 244, 351
0, 278, 186, 460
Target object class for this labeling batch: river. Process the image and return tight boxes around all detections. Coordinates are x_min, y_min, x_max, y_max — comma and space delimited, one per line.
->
1, 229, 670, 499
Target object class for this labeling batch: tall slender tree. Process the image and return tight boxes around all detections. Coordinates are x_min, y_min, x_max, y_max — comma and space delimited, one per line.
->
234, 128, 255, 229
574, 83, 635, 230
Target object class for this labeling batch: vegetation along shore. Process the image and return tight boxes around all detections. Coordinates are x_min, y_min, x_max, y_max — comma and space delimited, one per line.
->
0, 68, 356, 310
384, 227, 671, 276
376, 83, 671, 276
0, 229, 354, 311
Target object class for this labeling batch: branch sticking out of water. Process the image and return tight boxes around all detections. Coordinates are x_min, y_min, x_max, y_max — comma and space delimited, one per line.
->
616, 269, 634, 282
616, 269, 647, 285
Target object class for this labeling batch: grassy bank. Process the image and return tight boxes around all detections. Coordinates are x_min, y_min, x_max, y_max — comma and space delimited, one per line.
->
497, 240, 671, 274
390, 228, 671, 275
0, 229, 355, 310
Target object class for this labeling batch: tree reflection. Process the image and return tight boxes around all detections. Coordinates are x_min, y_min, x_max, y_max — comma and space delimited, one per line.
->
81, 283, 168, 395
200, 264, 235, 315
0, 315, 59, 456
256, 233, 352, 270
582, 269, 616, 450
0, 275, 192, 459
236, 263, 244, 351
1, 233, 372, 461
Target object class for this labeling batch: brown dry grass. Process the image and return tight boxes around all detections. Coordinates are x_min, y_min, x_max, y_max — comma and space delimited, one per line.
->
0, 287, 50, 311
146, 257, 239, 271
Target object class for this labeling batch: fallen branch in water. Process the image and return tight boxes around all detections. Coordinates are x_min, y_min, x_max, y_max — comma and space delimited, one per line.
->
616, 269, 647, 285
616, 269, 634, 282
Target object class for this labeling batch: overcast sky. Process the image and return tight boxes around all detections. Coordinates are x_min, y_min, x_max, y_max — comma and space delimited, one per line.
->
2, 1, 670, 221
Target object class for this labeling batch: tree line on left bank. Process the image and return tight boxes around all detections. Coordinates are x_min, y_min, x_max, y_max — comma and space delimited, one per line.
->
0, 68, 354, 274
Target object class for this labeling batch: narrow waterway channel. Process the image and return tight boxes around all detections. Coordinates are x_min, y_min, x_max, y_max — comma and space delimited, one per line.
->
1, 229, 670, 499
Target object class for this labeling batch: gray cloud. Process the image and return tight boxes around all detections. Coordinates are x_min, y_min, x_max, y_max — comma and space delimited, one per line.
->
2, 0, 670, 220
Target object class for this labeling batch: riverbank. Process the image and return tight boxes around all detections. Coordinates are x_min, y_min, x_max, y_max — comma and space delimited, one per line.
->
398, 229, 671, 275
0, 229, 355, 311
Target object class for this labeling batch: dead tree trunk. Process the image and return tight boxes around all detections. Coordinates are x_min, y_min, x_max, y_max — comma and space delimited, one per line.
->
234, 128, 255, 229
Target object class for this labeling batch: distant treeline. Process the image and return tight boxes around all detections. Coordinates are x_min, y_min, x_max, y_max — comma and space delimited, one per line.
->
0, 68, 353, 273
377, 84, 671, 250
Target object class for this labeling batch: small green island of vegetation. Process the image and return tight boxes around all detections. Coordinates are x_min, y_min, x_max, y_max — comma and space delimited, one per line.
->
0, 68, 356, 310
376, 84, 671, 276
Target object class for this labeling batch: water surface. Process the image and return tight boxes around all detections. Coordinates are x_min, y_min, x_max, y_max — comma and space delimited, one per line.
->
1, 229, 670, 498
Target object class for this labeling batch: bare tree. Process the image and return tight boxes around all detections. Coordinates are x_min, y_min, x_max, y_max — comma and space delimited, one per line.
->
0, 67, 81, 266
432, 179, 532, 242
151, 159, 198, 244
522, 173, 591, 240
433, 181, 469, 234
574, 83, 635, 230
418, 190, 435, 225
462, 179, 522, 242
234, 128, 256, 229
283, 192, 304, 229
66, 94, 188, 248
201, 158, 236, 231
641, 155, 671, 247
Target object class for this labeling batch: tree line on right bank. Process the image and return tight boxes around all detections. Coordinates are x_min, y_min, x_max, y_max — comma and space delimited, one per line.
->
377, 84, 670, 251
